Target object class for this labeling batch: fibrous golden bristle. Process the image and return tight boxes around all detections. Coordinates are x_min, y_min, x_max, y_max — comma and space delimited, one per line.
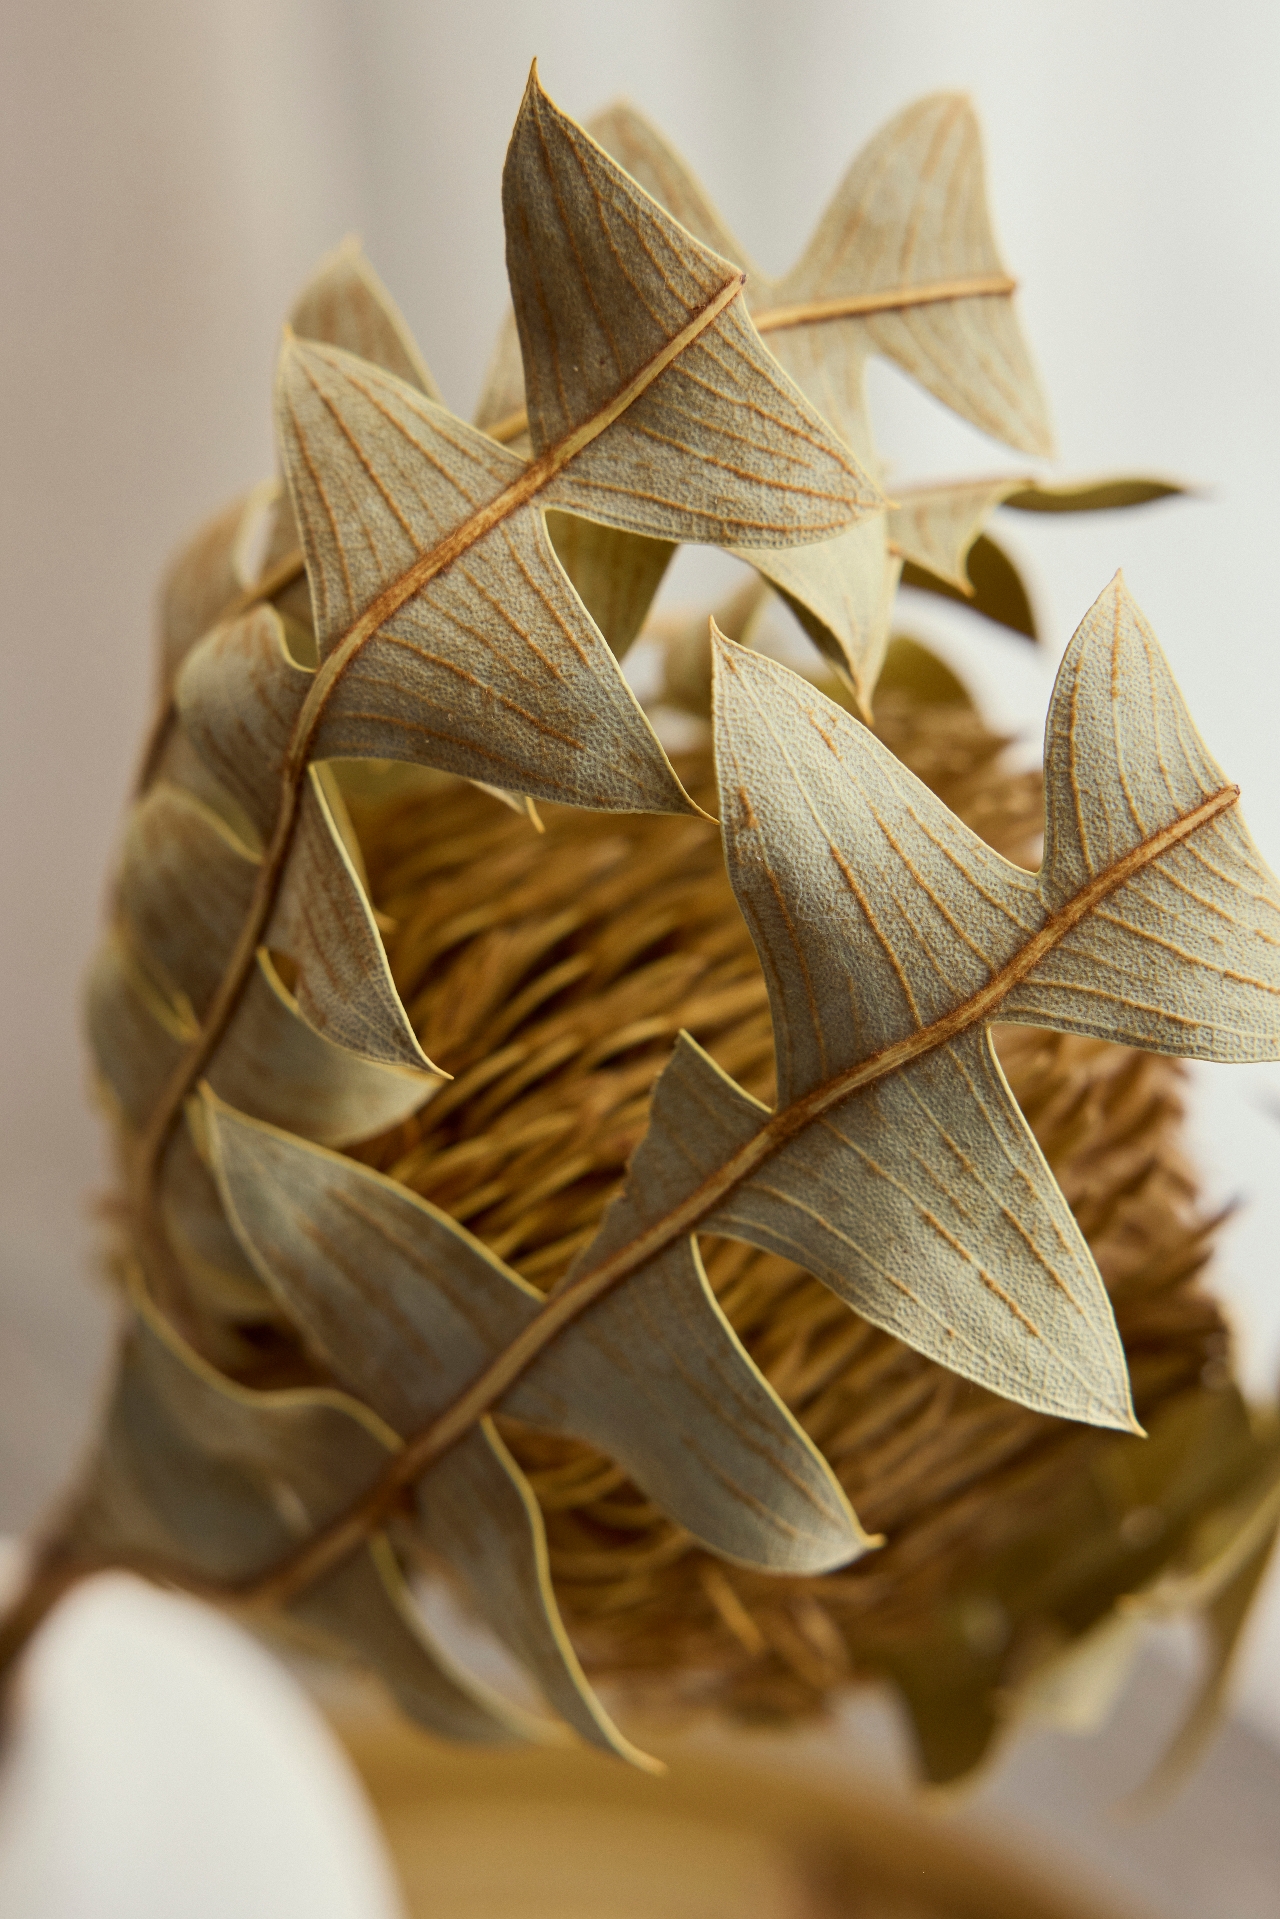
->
347, 690, 1228, 1745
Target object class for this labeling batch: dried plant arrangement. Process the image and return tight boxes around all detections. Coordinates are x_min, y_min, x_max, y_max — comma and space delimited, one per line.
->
4, 69, 1278, 1796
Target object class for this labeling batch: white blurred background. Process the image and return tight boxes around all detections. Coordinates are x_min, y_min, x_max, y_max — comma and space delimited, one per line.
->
2, 4, 1279, 1913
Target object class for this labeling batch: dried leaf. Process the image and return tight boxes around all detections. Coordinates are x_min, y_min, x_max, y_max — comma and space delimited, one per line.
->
174, 606, 311, 840
751, 515, 901, 711
277, 76, 872, 817
890, 478, 1025, 592
113, 758, 436, 1084
157, 491, 258, 694
85, 932, 194, 1132
116, 784, 259, 1016
582, 97, 1047, 700
768, 94, 1050, 458
203, 1095, 866, 1577
901, 533, 1037, 641
210, 1100, 826, 1762
587, 102, 748, 272
556, 576, 1280, 1432
505, 78, 876, 546
158, 1117, 274, 1321
86, 931, 431, 1148
65, 66, 1279, 1771
290, 235, 441, 400
1003, 476, 1186, 515
410, 1420, 656, 1765
543, 512, 675, 659
893, 474, 1187, 641
266, 769, 436, 1072
68, 1281, 535, 1745
873, 636, 971, 709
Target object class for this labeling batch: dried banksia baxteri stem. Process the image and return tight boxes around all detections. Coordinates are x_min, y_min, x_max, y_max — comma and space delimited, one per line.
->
3, 69, 1277, 1788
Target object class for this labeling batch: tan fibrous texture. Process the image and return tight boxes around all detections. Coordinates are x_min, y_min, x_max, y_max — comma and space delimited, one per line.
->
49, 71, 1279, 1782
345, 700, 1243, 1773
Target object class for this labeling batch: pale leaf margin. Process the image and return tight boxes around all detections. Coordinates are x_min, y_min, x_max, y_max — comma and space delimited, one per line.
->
124, 63, 875, 1243
125, 573, 1280, 1626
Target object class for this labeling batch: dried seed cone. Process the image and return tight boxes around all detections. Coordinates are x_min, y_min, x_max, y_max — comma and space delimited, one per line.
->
339, 679, 1240, 1778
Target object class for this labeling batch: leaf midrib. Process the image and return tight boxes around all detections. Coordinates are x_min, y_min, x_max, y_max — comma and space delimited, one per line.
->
483, 271, 1018, 445
236, 778, 1237, 1613
133, 271, 747, 1208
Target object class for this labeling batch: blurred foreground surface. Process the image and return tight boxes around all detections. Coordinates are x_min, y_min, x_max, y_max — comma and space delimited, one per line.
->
0, 1570, 1276, 1919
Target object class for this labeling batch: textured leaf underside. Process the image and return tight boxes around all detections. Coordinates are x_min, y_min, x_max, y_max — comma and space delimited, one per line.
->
72, 68, 1280, 1773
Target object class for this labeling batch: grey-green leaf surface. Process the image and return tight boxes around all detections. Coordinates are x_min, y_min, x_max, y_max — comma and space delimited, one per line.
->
116, 784, 258, 1016
277, 339, 696, 816
203, 1095, 864, 1576
266, 768, 437, 1073
290, 236, 441, 399
770, 94, 1051, 457
506, 74, 879, 544
68, 1285, 534, 1745
1002, 579, 1280, 1055
890, 478, 1026, 591
900, 532, 1037, 641
85, 932, 193, 1132
87, 932, 431, 1147
175, 606, 311, 841
748, 514, 901, 708
685, 582, 1280, 1412
891, 475, 1187, 642
157, 492, 255, 693
410, 1418, 655, 1765
543, 512, 675, 659
582, 96, 1048, 700
159, 1115, 274, 1320
201, 1104, 670, 1761
587, 101, 750, 273
1003, 476, 1186, 514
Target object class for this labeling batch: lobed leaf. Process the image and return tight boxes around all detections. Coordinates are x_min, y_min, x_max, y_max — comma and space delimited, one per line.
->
68, 1282, 539, 1745
1004, 580, 1280, 1057
506, 74, 877, 546
204, 1095, 867, 1579
892, 474, 1187, 642
580, 96, 1049, 698
278, 339, 696, 815
289, 235, 441, 400
771, 94, 1051, 457
558, 577, 1280, 1434
86, 932, 430, 1148
901, 533, 1036, 641
890, 478, 1025, 592
175, 606, 311, 840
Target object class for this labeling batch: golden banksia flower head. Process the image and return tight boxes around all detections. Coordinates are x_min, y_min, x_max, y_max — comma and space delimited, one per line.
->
6, 68, 1278, 1787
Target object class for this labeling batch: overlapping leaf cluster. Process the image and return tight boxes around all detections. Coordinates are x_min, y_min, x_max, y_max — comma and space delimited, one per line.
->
38, 70, 1280, 1767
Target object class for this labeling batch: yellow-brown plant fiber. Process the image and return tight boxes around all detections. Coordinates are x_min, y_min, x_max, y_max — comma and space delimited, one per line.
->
345, 685, 1230, 1741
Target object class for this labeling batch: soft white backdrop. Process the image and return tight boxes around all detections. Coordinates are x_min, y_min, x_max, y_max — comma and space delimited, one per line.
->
2, 4, 1279, 1912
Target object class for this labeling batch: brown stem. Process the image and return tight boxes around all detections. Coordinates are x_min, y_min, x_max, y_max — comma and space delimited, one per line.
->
483, 272, 1018, 447
0, 1542, 238, 1683
235, 783, 1239, 1612
131, 273, 747, 1221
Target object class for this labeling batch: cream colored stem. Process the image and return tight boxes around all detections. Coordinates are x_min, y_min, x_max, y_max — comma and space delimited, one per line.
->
238, 784, 1238, 1611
